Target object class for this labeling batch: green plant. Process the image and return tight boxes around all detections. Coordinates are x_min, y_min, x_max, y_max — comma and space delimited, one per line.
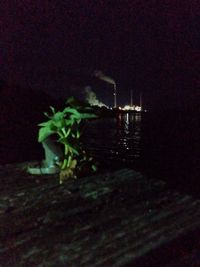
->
38, 97, 98, 184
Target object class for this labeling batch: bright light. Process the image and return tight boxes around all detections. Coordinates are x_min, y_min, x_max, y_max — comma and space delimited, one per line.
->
121, 105, 142, 111
135, 106, 142, 112
123, 105, 134, 110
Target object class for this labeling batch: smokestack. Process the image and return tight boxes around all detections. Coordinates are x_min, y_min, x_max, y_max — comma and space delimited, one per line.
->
130, 90, 133, 107
140, 93, 143, 111
93, 70, 117, 108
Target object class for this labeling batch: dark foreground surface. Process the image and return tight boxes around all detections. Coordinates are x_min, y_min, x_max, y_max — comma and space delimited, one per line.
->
1, 163, 200, 267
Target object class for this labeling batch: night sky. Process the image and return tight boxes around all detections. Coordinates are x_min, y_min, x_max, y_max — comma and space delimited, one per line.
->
1, 1, 200, 109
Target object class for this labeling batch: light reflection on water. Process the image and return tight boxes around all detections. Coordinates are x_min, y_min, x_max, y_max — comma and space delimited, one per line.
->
83, 112, 142, 166
83, 110, 200, 196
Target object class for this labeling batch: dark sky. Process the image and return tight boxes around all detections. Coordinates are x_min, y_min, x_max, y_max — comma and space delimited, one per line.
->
1, 1, 200, 109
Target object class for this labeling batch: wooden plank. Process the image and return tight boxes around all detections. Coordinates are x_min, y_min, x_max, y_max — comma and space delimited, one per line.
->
0, 165, 200, 266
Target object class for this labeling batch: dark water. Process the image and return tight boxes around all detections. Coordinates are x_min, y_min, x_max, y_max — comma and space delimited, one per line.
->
83, 113, 142, 166
83, 111, 200, 196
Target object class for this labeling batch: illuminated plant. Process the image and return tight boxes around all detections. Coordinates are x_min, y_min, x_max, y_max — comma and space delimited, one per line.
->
38, 97, 98, 184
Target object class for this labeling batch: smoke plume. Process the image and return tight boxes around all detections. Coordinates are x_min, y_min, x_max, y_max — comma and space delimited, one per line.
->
84, 86, 107, 107
93, 70, 116, 85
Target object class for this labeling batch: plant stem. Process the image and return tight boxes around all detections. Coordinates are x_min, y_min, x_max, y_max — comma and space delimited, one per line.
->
67, 155, 72, 167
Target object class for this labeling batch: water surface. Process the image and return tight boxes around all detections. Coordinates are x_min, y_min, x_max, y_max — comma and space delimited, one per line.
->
83, 110, 200, 196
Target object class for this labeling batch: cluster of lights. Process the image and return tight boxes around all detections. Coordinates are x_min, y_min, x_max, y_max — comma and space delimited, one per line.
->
118, 105, 142, 112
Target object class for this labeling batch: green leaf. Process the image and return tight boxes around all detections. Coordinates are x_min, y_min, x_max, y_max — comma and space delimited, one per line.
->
51, 119, 64, 129
63, 107, 81, 118
43, 112, 52, 119
38, 126, 56, 142
92, 164, 97, 172
76, 130, 80, 139
50, 106, 56, 114
38, 120, 52, 127
48, 112, 66, 129
52, 111, 64, 121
